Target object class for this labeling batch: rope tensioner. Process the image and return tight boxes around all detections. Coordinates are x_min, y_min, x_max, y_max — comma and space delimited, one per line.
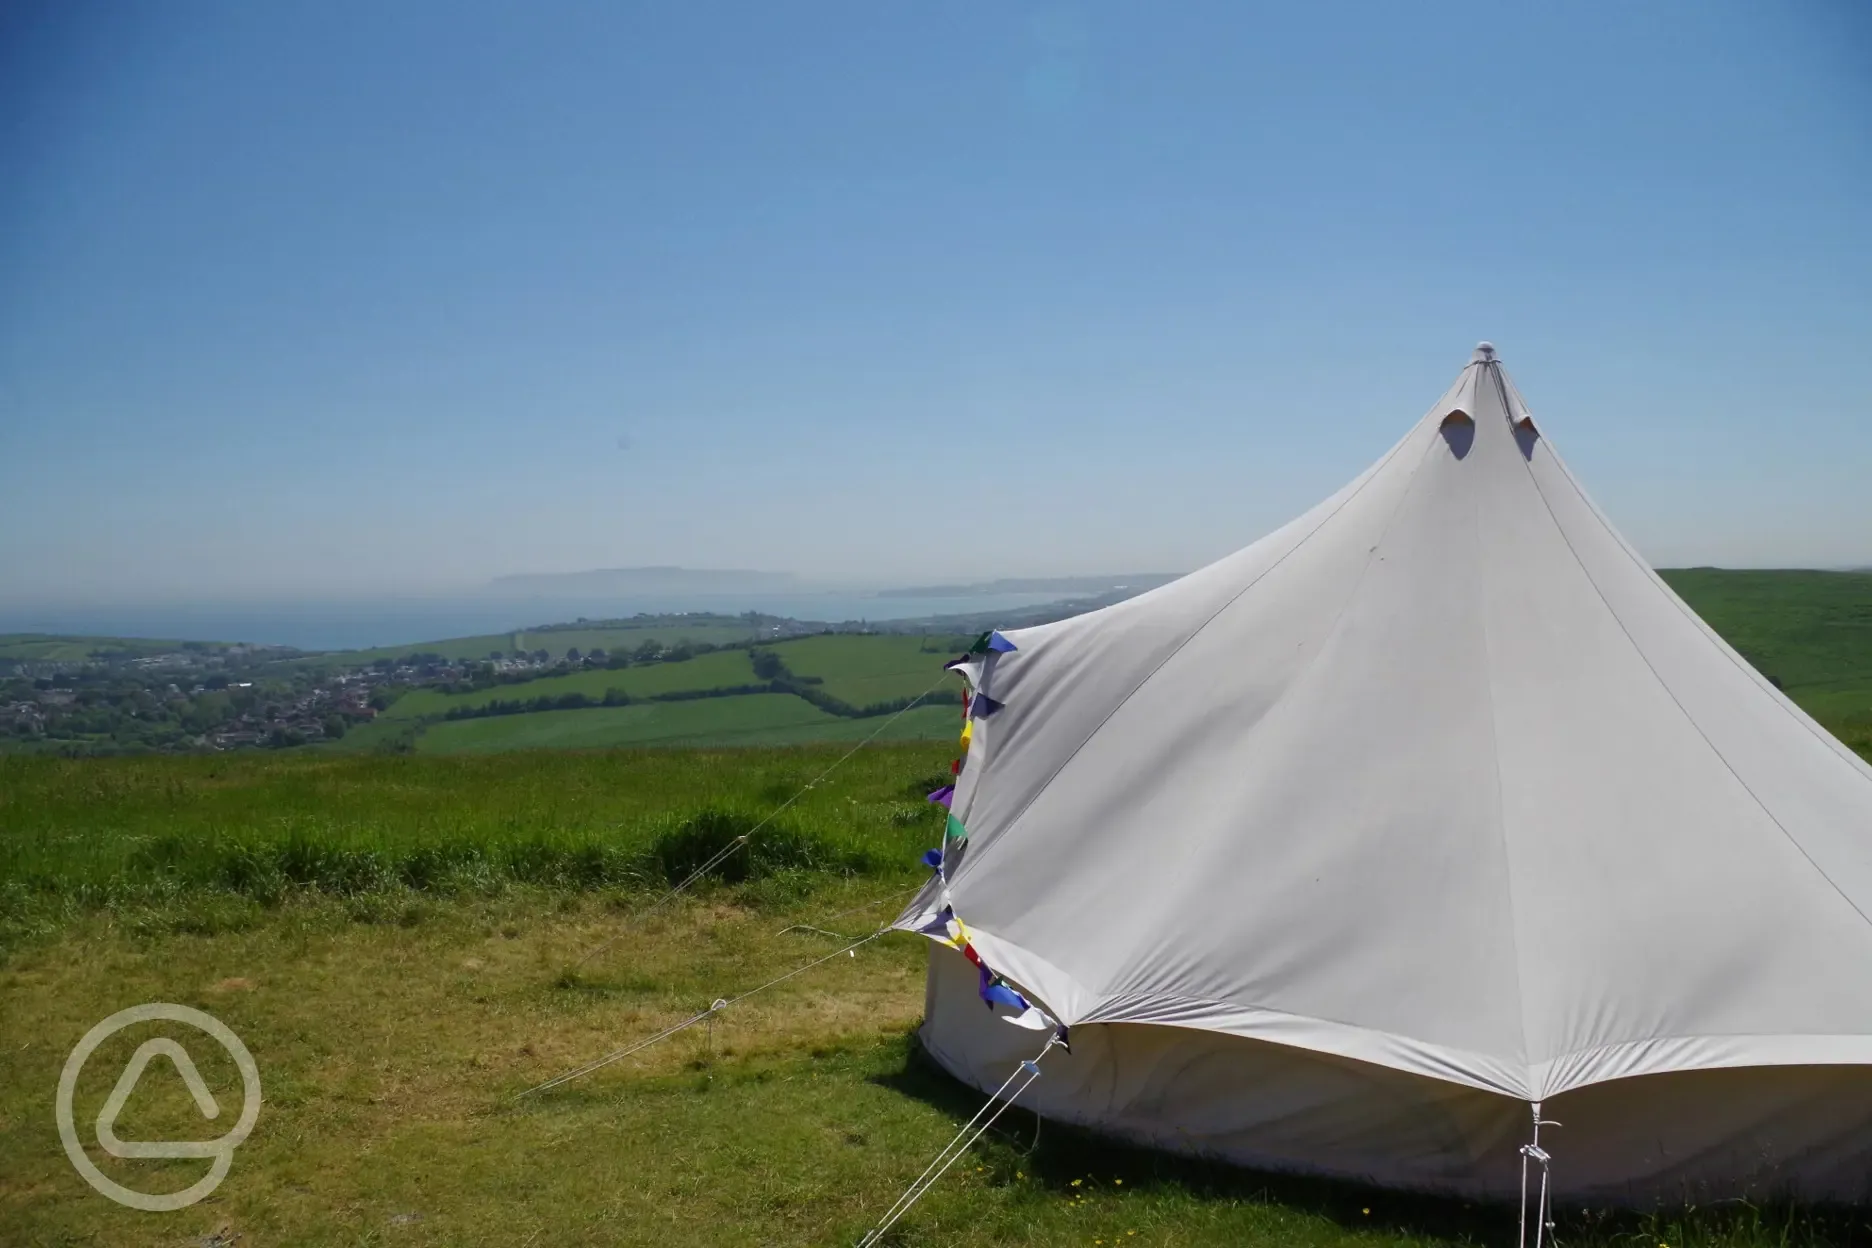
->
1518, 1101, 1562, 1248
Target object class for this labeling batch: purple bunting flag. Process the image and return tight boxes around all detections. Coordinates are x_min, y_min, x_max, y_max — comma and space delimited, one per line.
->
978, 964, 1031, 1012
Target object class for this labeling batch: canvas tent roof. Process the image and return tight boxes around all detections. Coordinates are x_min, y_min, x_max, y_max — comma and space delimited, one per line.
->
901, 344, 1872, 1105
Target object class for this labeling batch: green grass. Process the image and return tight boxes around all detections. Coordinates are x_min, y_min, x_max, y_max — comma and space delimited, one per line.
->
1663, 569, 1872, 730
378, 649, 762, 721
413, 696, 957, 754
0, 633, 213, 662
333, 621, 755, 665
1, 892, 1861, 1246
316, 630, 522, 663
0, 746, 955, 930
772, 634, 971, 706
517, 621, 755, 653
352, 641, 971, 753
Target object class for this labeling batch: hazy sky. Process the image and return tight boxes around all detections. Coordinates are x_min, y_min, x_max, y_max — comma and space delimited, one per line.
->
2, 0, 1868, 607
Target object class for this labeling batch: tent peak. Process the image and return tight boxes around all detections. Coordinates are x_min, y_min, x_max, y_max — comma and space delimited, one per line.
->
1472, 341, 1497, 363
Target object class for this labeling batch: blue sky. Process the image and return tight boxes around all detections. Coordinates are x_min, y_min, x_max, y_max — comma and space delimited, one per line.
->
2, 0, 1868, 608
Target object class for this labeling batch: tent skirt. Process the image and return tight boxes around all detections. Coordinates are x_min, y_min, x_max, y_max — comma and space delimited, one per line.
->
921, 944, 1872, 1204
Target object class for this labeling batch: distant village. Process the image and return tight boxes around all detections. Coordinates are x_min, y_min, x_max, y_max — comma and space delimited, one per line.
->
0, 640, 639, 754
0, 594, 1137, 756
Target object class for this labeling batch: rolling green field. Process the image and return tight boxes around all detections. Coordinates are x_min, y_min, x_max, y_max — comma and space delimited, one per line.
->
333, 619, 756, 664
776, 634, 970, 705
351, 635, 973, 755
0, 633, 213, 662
336, 572, 1872, 758
379, 649, 763, 721
1663, 568, 1872, 730
517, 621, 757, 653
414, 696, 959, 753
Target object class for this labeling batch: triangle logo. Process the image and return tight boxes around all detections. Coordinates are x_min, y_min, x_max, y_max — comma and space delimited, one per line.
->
95, 1038, 225, 1160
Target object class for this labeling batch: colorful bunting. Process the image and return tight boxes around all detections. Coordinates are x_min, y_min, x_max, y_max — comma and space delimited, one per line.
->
923, 621, 1051, 1030
915, 904, 1066, 1038
978, 964, 1030, 1012
946, 656, 985, 687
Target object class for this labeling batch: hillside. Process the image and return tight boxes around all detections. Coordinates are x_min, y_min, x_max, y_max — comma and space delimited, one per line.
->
6, 570, 1869, 759
351, 571, 1871, 759
1661, 568, 1872, 756
341, 634, 971, 755
0, 634, 225, 662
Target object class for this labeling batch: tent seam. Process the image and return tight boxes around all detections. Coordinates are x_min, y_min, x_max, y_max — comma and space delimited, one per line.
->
1099, 428, 1453, 970
1532, 1030, 1872, 1098
1470, 374, 1535, 1092
1516, 415, 1872, 941
955, 423, 1434, 883
1543, 444, 1872, 783
1077, 990, 1526, 1097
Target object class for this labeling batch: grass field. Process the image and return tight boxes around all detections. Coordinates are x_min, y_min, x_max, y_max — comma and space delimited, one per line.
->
414, 696, 959, 753
774, 634, 970, 706
0, 633, 213, 662
333, 620, 756, 664
348, 636, 974, 754
1664, 569, 1872, 729
516, 621, 757, 654
11, 893, 1854, 1248
0, 892, 1494, 1248
378, 650, 763, 721
335, 572, 1872, 758
0, 746, 953, 928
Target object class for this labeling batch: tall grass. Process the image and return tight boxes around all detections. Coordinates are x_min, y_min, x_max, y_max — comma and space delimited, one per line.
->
0, 746, 953, 944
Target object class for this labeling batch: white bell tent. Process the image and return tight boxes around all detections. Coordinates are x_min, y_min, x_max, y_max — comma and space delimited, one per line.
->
900, 345, 1872, 1202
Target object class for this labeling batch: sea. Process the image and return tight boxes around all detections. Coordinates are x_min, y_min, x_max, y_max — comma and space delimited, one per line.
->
0, 591, 1077, 652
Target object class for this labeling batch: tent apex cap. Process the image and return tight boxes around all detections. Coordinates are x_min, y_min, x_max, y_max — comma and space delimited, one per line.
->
1473, 341, 1497, 362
